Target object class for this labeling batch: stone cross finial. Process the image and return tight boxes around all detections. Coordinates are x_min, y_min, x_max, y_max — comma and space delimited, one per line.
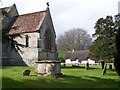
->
46, 2, 49, 7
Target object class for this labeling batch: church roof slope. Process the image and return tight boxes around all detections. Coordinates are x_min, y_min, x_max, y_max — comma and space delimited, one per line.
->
8, 10, 46, 35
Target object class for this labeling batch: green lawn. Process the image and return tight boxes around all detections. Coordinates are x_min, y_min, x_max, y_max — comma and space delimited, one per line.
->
1, 64, 120, 88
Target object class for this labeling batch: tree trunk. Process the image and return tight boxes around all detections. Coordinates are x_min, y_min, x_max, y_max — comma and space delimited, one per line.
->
101, 61, 105, 69
114, 57, 120, 76
114, 27, 120, 76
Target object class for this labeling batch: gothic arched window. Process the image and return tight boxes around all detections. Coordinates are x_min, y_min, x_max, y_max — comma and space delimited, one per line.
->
45, 30, 52, 51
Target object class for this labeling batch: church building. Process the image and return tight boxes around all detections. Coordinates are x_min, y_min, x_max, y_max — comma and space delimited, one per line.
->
1, 4, 58, 66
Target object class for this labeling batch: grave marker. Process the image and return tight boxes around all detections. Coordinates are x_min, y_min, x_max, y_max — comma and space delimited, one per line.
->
102, 64, 107, 75
22, 70, 31, 76
86, 62, 89, 70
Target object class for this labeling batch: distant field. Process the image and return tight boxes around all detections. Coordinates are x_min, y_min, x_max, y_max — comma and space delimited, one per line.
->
1, 64, 119, 89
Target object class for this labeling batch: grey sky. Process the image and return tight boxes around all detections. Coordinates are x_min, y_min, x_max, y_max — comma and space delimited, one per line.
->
0, 0, 119, 38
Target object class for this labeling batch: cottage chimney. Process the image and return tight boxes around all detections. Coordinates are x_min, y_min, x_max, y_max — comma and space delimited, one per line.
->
72, 48, 75, 52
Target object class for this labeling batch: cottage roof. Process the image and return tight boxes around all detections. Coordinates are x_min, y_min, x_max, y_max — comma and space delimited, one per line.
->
65, 50, 90, 61
8, 10, 46, 35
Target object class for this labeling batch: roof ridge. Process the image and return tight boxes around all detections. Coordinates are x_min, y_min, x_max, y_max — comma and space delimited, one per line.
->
8, 9, 47, 35
19, 10, 47, 16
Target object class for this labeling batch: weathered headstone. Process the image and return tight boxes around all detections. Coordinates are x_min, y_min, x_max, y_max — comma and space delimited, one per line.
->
86, 62, 89, 70
102, 64, 107, 75
22, 70, 31, 76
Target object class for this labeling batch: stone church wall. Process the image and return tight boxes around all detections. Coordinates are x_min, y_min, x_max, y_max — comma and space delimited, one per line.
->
2, 6, 58, 67
2, 32, 39, 67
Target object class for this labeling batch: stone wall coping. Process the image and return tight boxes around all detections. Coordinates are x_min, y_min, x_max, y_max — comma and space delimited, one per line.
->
35, 60, 61, 63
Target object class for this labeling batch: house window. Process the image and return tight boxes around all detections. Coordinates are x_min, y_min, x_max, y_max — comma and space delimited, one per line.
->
25, 35, 29, 47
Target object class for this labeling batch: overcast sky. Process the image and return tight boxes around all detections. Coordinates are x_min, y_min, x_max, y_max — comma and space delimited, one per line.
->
0, 0, 120, 38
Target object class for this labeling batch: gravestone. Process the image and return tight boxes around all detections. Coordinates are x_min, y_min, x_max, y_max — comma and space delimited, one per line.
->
22, 70, 31, 76
86, 62, 89, 70
102, 64, 107, 75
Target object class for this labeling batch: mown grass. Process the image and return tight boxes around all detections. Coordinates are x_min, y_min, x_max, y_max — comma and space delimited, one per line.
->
1, 64, 120, 89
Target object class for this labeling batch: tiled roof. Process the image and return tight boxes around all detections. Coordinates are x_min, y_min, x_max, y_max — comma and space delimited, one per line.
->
8, 10, 46, 35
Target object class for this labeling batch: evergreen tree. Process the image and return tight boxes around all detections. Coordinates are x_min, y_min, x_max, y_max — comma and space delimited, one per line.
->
89, 16, 116, 62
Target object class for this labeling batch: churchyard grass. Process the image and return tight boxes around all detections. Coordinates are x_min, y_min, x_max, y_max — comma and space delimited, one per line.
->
2, 64, 119, 88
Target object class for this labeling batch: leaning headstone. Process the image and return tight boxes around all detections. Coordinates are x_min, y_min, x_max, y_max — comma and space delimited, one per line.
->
102, 64, 107, 75
101, 61, 105, 69
86, 62, 89, 70
22, 70, 31, 76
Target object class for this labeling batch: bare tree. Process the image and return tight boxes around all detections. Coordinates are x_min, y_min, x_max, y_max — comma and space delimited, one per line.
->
57, 28, 92, 51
